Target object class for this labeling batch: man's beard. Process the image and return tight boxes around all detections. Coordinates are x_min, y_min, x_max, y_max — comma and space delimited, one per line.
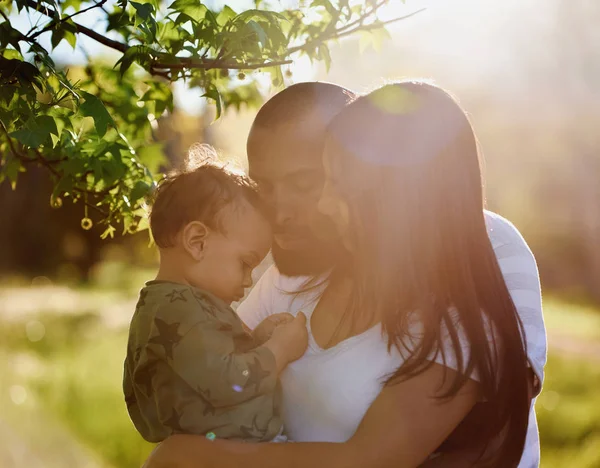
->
271, 212, 349, 277
272, 237, 344, 277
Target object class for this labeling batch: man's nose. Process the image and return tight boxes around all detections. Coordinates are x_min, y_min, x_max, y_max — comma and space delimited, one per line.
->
267, 186, 295, 227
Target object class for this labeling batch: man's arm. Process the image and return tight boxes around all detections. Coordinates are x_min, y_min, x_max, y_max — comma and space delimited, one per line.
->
142, 363, 479, 468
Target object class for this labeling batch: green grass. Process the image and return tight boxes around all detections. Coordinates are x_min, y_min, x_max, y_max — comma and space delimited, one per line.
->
544, 297, 600, 341
538, 354, 600, 468
1, 312, 153, 468
0, 288, 599, 467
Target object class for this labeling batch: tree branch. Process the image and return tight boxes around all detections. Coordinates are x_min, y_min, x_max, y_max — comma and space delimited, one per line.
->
21, 0, 419, 79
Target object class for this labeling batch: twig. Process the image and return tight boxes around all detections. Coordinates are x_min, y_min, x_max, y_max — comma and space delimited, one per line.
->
0, 121, 36, 164
25, 0, 127, 53
336, 0, 387, 35
287, 8, 426, 55
152, 58, 292, 71
28, 0, 109, 41
0, 8, 9, 22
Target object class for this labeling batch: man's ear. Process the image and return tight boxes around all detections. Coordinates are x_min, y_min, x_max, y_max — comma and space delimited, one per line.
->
181, 221, 210, 261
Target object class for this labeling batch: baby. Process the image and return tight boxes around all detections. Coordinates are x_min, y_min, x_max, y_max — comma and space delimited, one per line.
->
123, 156, 308, 443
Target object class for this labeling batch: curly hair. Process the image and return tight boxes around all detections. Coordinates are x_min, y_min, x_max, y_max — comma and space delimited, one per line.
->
149, 144, 261, 248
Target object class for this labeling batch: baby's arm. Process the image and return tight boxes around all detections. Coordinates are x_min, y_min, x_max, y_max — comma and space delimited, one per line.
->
146, 305, 307, 409
252, 312, 295, 346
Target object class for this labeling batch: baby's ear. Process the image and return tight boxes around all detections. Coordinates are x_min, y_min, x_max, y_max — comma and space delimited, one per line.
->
181, 221, 209, 261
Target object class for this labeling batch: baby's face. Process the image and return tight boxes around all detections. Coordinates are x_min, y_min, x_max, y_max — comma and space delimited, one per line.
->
195, 202, 271, 304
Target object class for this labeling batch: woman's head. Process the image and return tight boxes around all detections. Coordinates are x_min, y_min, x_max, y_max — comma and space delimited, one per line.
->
319, 81, 482, 254
319, 81, 530, 465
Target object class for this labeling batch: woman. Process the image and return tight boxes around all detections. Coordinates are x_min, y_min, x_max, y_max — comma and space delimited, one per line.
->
144, 81, 542, 467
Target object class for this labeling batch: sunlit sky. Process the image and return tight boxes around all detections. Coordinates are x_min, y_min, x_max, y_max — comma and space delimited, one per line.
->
9, 0, 555, 114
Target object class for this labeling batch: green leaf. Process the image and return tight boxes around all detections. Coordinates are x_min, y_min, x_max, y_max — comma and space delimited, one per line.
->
10, 115, 58, 148
114, 45, 155, 75
50, 21, 78, 51
235, 9, 287, 24
80, 92, 115, 137
51, 27, 65, 50
317, 44, 332, 72
130, 180, 151, 203
359, 25, 391, 53
3, 156, 22, 190
64, 30, 77, 50
0, 22, 24, 52
140, 81, 174, 116
168, 0, 208, 22
247, 20, 267, 46
218, 5, 237, 25
268, 66, 284, 87
2, 48, 23, 61
0, 57, 41, 87
202, 87, 222, 120
131, 1, 154, 20
137, 143, 165, 174
101, 225, 117, 239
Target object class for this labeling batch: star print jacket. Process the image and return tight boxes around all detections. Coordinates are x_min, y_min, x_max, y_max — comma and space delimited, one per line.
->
123, 281, 283, 442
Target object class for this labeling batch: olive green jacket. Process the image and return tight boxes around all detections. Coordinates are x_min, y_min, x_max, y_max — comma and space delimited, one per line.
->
123, 281, 282, 442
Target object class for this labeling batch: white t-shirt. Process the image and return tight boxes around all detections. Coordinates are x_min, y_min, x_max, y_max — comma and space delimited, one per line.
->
238, 210, 546, 468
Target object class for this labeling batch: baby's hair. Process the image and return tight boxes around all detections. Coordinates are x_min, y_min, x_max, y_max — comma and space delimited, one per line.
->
150, 144, 262, 248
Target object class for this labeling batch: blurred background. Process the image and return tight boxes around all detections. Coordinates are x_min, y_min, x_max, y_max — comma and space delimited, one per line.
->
1, 0, 600, 466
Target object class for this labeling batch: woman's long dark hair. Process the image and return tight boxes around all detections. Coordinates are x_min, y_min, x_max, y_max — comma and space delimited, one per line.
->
323, 81, 530, 466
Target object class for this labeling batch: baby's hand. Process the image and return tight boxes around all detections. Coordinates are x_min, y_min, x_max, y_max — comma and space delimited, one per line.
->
253, 312, 294, 346
269, 312, 308, 365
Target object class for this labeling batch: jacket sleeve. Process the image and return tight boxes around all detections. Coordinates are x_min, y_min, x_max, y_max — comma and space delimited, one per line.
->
146, 301, 279, 408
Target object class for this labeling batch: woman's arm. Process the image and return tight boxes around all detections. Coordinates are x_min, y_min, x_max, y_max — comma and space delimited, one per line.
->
143, 363, 479, 468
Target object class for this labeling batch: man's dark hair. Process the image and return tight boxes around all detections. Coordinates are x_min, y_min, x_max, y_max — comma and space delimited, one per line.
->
250, 81, 356, 131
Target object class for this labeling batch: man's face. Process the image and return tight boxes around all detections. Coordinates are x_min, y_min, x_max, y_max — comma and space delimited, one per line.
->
247, 122, 343, 276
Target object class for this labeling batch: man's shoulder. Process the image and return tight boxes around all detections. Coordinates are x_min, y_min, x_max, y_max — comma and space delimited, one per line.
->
484, 210, 531, 250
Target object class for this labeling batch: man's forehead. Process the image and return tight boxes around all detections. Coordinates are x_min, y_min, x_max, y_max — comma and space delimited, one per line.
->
249, 153, 323, 181
248, 123, 325, 177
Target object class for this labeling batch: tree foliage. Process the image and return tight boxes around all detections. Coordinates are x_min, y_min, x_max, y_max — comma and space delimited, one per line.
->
0, 0, 416, 237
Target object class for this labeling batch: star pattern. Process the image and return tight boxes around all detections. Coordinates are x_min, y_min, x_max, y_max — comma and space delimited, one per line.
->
149, 318, 183, 360
197, 388, 217, 417
135, 290, 148, 310
166, 288, 188, 303
239, 415, 264, 439
135, 361, 158, 396
245, 355, 271, 392
164, 407, 184, 433
192, 290, 220, 317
